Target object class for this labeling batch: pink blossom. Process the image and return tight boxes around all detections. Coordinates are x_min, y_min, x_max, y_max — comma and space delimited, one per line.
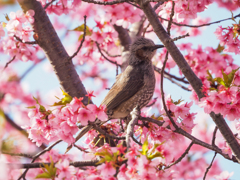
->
225, 104, 239, 121
97, 162, 116, 177
56, 159, 75, 179
87, 104, 108, 121
77, 108, 96, 125
25, 10, 35, 24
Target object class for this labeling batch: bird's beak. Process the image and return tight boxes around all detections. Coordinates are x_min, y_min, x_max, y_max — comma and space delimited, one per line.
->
151, 45, 164, 51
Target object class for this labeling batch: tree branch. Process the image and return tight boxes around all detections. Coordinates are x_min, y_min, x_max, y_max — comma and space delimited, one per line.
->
126, 106, 140, 150
17, 0, 89, 105
140, 0, 240, 163
159, 13, 240, 28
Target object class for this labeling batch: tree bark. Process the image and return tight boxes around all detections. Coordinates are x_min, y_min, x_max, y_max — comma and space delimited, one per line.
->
140, 1, 240, 162
17, 0, 89, 105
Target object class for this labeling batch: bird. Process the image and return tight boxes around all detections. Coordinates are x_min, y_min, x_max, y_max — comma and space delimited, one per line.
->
66, 37, 164, 151
101, 37, 164, 119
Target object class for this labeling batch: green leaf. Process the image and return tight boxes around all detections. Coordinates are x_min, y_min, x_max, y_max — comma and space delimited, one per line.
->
147, 152, 163, 160
36, 158, 56, 179
228, 67, 240, 85
51, 89, 72, 107
222, 69, 229, 87
70, 24, 92, 41
172, 98, 184, 105
216, 44, 225, 53
150, 114, 163, 121
35, 172, 52, 179
230, 10, 236, 22
141, 139, 149, 155
214, 77, 226, 87
26, 105, 36, 109
33, 96, 46, 112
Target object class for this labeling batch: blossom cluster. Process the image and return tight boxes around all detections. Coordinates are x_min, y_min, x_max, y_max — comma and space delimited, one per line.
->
24, 97, 108, 147
159, 0, 213, 23
215, 26, 240, 55
0, 9, 40, 62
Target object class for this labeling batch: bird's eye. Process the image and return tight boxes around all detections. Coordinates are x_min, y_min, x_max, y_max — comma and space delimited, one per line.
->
142, 47, 148, 50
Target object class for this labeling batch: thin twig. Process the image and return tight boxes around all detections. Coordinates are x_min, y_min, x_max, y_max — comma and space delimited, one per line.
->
132, 136, 142, 146
18, 140, 62, 180
14, 35, 37, 44
159, 13, 240, 28
127, 1, 141, 9
44, 0, 56, 9
73, 144, 89, 153
167, 33, 190, 42
166, 1, 175, 35
95, 42, 121, 67
3, 56, 16, 70
154, 66, 189, 84
8, 159, 100, 169
203, 152, 217, 180
154, 66, 190, 91
2, 152, 33, 159
90, 122, 125, 140
102, 49, 121, 57
139, 116, 238, 163
81, 0, 132, 5
160, 51, 180, 130
165, 142, 194, 169
69, 16, 87, 61
212, 127, 218, 146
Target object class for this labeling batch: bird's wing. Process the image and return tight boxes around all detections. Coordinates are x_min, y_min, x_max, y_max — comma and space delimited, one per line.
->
101, 66, 144, 111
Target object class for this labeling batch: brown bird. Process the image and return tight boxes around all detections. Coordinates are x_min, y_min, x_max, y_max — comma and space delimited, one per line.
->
101, 37, 163, 119
67, 37, 164, 151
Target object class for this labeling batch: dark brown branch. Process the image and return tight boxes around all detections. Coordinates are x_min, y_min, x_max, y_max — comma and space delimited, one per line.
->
212, 127, 218, 146
154, 66, 189, 84
166, 1, 175, 35
95, 42, 121, 67
159, 13, 240, 28
2, 152, 33, 159
203, 152, 217, 180
18, 140, 62, 180
9, 159, 100, 169
132, 136, 142, 146
14, 35, 37, 44
90, 122, 125, 140
3, 56, 16, 70
73, 144, 89, 153
102, 49, 121, 57
169, 33, 190, 42
82, 0, 132, 5
165, 141, 194, 169
127, 1, 141, 9
141, 1, 240, 163
139, 116, 238, 163
44, 0, 56, 9
18, 0, 89, 105
69, 16, 87, 61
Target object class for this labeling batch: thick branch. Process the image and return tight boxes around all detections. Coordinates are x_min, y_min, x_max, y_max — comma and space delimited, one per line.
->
140, 1, 240, 163
17, 0, 89, 105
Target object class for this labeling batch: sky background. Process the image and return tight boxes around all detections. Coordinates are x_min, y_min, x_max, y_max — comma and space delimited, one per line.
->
0, 2, 240, 179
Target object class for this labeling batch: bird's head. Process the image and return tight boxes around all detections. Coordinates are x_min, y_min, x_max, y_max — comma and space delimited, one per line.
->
130, 37, 164, 62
